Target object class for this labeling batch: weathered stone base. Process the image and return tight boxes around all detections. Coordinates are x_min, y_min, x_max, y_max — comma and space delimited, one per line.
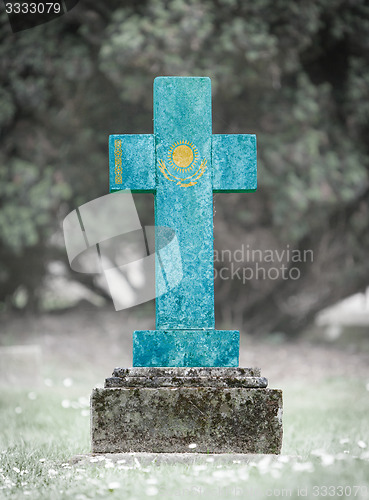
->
91, 368, 283, 454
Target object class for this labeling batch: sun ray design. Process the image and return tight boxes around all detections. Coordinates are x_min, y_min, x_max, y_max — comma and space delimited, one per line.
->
167, 140, 199, 173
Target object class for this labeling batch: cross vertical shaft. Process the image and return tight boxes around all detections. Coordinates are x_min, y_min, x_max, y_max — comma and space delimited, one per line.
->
154, 77, 214, 330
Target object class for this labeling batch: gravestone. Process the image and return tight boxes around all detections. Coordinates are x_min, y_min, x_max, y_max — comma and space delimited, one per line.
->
91, 77, 283, 453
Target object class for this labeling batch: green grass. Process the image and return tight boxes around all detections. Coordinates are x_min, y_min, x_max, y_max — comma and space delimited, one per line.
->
0, 378, 369, 499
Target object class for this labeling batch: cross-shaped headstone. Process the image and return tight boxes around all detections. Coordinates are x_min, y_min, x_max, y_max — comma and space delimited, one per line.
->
109, 77, 257, 367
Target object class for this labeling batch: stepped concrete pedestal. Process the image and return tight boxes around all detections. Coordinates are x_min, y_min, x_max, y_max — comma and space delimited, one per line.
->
91, 367, 283, 454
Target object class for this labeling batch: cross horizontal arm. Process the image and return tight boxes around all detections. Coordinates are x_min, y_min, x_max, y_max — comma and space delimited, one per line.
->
212, 134, 257, 193
109, 134, 156, 193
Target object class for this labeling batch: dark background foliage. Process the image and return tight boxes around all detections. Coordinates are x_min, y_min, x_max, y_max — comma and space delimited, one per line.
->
0, 0, 368, 335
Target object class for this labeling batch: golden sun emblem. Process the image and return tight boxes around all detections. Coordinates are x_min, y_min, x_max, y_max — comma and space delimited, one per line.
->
159, 140, 207, 188
168, 141, 199, 172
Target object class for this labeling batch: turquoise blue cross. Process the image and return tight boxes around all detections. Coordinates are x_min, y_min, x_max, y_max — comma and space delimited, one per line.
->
109, 77, 257, 367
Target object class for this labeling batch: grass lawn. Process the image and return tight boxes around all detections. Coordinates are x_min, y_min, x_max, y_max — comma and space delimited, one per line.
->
1, 376, 369, 499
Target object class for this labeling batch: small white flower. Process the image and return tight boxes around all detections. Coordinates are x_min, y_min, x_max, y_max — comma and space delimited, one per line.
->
193, 464, 207, 472
273, 461, 283, 470
321, 454, 335, 466
335, 453, 348, 460
63, 378, 73, 387
271, 468, 281, 479
48, 469, 58, 477
24, 491, 31, 496
27, 392, 37, 400
44, 378, 53, 387
89, 458, 99, 463
212, 470, 225, 478
13, 467, 20, 474
238, 468, 249, 481
146, 486, 158, 496
116, 459, 126, 464
311, 448, 325, 456
117, 465, 130, 470
256, 455, 272, 473
104, 462, 114, 469
358, 440, 367, 449
39, 459, 46, 463
188, 443, 197, 449
81, 410, 89, 417
339, 438, 349, 444
108, 482, 121, 490
292, 462, 314, 472
146, 477, 158, 485
61, 400, 70, 409
15, 407, 22, 414
78, 396, 89, 406
206, 457, 214, 463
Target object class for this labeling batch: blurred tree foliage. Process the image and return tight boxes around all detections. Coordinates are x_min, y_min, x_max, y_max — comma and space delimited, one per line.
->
0, 0, 368, 333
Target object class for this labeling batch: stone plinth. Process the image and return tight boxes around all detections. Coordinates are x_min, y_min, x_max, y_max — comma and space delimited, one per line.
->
133, 330, 239, 367
91, 368, 283, 454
